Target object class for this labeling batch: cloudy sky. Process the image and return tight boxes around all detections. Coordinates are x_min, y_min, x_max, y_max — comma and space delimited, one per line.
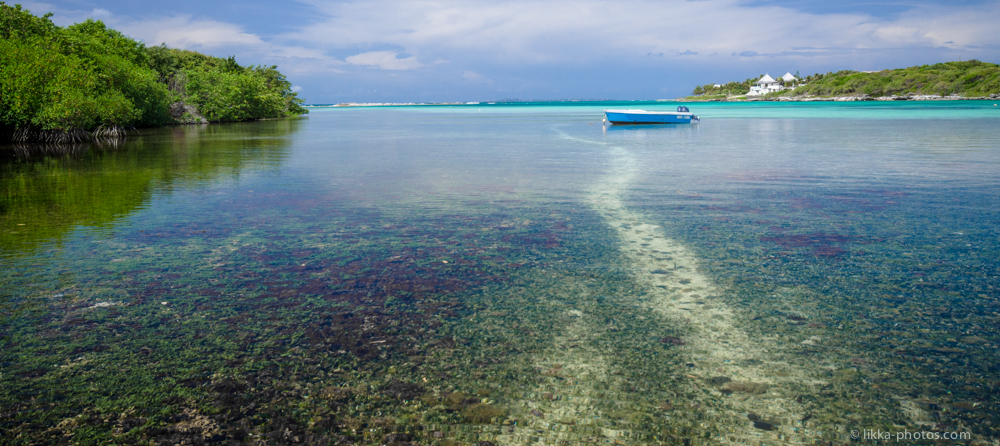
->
20, 0, 1000, 103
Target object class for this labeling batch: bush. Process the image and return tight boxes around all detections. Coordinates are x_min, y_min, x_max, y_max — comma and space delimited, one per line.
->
186, 68, 285, 122
785, 61, 1000, 98
0, 2, 305, 141
0, 2, 57, 39
0, 5, 170, 136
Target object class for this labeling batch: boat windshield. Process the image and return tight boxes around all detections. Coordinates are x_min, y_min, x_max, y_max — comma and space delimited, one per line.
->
677, 106, 690, 113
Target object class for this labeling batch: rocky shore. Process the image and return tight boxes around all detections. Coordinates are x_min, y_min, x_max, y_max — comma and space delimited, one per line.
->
769, 93, 999, 102
680, 93, 999, 102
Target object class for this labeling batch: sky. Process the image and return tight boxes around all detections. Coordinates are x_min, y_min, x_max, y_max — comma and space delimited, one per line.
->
18, 0, 1000, 103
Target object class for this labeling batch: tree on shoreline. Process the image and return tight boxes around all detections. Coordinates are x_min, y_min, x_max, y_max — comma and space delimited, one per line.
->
690, 62, 1000, 99
691, 78, 753, 97
0, 2, 306, 144
788, 62, 1000, 98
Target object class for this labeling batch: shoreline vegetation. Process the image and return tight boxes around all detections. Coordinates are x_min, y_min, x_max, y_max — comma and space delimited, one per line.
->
681, 60, 1000, 102
0, 3, 306, 145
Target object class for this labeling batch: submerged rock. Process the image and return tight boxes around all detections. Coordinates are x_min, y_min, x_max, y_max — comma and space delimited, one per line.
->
659, 336, 685, 346
706, 376, 732, 386
383, 433, 412, 443
723, 381, 769, 395
461, 403, 507, 423
382, 381, 426, 401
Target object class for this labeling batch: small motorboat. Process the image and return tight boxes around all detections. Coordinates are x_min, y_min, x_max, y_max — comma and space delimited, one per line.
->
603, 106, 700, 125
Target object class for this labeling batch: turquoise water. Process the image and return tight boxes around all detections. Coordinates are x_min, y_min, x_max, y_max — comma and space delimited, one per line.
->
2, 102, 999, 444
323, 99, 1000, 119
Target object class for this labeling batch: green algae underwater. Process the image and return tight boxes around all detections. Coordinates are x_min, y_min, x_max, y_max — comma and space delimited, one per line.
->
2, 102, 1000, 445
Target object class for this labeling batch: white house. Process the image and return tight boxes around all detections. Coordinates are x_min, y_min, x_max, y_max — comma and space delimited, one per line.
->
747, 74, 780, 96
747, 72, 799, 96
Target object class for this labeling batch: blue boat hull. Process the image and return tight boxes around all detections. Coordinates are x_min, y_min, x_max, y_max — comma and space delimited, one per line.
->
604, 110, 697, 125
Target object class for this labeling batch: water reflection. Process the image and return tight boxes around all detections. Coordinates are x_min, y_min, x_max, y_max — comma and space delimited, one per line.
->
0, 119, 302, 256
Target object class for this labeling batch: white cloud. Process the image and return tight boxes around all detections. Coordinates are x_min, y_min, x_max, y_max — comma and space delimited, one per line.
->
120, 16, 264, 49
113, 16, 339, 75
21, 3, 264, 51
462, 70, 494, 84
89, 8, 112, 18
893, 3, 1000, 48
18, 1, 97, 26
19, 0, 1000, 102
344, 51, 424, 70
288, 0, 1000, 64
18, 3, 336, 74
462, 70, 484, 80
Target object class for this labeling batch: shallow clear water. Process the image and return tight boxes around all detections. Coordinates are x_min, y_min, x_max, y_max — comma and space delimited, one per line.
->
2, 101, 999, 445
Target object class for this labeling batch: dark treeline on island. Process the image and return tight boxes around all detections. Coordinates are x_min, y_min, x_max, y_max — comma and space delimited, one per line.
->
689, 60, 1000, 100
0, 3, 306, 144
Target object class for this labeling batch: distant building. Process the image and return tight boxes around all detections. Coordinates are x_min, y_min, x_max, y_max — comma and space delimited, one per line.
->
747, 72, 798, 96
747, 74, 780, 96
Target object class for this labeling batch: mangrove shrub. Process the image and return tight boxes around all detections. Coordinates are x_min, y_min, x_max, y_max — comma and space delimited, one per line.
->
1, 2, 306, 143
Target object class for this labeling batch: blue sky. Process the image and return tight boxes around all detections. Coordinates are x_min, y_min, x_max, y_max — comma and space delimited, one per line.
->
20, 0, 1000, 103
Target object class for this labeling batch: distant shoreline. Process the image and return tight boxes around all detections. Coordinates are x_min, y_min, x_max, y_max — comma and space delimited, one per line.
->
306, 96, 1000, 108
677, 94, 1000, 103
305, 102, 488, 108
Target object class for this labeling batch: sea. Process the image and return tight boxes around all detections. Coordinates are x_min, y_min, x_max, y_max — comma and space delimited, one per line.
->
2, 100, 999, 445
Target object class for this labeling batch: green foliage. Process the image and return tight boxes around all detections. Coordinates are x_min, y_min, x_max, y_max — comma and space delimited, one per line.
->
0, 2, 305, 141
691, 61, 1000, 99
186, 68, 285, 122
0, 36, 143, 132
790, 61, 1000, 97
0, 4, 169, 133
62, 20, 171, 127
689, 78, 754, 97
64, 19, 149, 67
253, 65, 307, 115
0, 2, 56, 39
145, 43, 180, 83
145, 45, 306, 121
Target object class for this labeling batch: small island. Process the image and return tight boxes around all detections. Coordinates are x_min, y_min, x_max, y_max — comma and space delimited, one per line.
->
682, 60, 1000, 102
0, 3, 307, 144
